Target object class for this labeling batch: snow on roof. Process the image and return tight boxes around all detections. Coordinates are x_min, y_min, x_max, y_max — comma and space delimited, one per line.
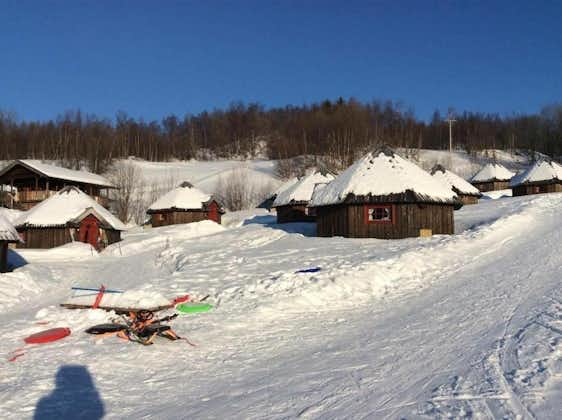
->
272, 177, 299, 197
273, 172, 335, 207
309, 148, 458, 207
471, 163, 515, 183
0, 213, 21, 242
431, 165, 482, 197
0, 160, 114, 188
15, 186, 126, 230
510, 160, 562, 187
148, 182, 215, 211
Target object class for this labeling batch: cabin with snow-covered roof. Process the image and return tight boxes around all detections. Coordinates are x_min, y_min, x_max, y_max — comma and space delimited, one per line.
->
272, 172, 334, 223
510, 160, 562, 196
0, 214, 22, 272
0, 160, 114, 210
431, 165, 482, 205
470, 163, 515, 192
147, 182, 224, 227
308, 148, 458, 239
14, 186, 125, 250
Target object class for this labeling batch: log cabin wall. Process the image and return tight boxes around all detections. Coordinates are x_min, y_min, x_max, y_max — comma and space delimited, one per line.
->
276, 204, 314, 223
18, 228, 73, 248
512, 182, 562, 197
459, 195, 479, 205
472, 180, 511, 192
17, 227, 120, 249
150, 210, 219, 227
316, 203, 455, 239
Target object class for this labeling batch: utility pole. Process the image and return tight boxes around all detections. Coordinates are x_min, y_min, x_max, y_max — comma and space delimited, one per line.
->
446, 110, 456, 154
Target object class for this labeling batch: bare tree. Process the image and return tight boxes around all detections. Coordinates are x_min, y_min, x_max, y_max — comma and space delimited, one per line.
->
107, 161, 141, 223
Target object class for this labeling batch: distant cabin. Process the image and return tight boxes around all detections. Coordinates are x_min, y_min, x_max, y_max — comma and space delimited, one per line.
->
470, 163, 515, 192
431, 165, 482, 205
0, 214, 22, 272
14, 186, 125, 250
309, 148, 458, 239
272, 172, 334, 223
147, 182, 224, 227
510, 160, 562, 196
0, 160, 114, 210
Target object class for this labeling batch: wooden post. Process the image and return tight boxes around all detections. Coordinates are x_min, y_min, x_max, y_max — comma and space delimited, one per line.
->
0, 242, 8, 273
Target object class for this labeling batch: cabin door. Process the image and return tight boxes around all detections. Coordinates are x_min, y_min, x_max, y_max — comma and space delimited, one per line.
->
79, 215, 100, 248
208, 201, 219, 223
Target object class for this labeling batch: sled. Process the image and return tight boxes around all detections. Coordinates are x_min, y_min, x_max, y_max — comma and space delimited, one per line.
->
175, 302, 213, 314
60, 303, 172, 314
24, 327, 71, 344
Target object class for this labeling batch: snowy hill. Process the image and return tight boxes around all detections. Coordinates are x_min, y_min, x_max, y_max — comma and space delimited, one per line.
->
1, 191, 561, 418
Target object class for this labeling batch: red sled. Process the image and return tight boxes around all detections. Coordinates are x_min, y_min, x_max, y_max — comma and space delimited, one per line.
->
24, 327, 71, 344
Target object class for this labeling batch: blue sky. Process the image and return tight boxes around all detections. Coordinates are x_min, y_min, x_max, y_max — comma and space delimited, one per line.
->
1, 0, 561, 121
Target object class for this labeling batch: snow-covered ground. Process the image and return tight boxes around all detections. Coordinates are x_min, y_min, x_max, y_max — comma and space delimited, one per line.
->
1, 192, 561, 419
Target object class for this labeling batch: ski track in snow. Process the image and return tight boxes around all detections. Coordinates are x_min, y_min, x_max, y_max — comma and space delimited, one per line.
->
0, 193, 561, 419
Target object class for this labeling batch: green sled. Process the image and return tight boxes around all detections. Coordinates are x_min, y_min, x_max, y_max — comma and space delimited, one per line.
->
176, 302, 213, 314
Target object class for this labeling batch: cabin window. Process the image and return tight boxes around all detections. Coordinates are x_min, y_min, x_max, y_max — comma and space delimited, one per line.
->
365, 205, 393, 224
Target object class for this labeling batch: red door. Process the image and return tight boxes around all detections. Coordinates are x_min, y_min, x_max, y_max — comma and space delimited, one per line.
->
208, 201, 219, 223
79, 215, 100, 248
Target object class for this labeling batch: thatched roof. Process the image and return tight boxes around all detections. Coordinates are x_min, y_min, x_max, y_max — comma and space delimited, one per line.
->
273, 172, 334, 207
0, 213, 21, 242
431, 165, 482, 197
309, 148, 458, 207
471, 163, 515, 183
510, 160, 562, 187
148, 182, 221, 213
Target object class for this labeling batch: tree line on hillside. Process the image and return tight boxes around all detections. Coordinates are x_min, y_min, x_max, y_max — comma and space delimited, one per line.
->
0, 99, 560, 174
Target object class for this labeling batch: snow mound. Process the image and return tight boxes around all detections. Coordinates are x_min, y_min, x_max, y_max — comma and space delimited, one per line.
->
104, 220, 225, 257
63, 289, 170, 309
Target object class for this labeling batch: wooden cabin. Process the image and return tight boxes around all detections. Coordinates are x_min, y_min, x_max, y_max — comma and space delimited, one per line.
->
0, 160, 114, 210
272, 172, 334, 223
510, 160, 562, 196
309, 148, 458, 239
15, 186, 125, 250
431, 165, 482, 206
147, 182, 224, 227
0, 214, 22, 272
470, 163, 515, 192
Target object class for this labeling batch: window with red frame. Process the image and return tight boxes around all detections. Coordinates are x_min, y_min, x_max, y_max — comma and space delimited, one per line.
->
365, 205, 393, 224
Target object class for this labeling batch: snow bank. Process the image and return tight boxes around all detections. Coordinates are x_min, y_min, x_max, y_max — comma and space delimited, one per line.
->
104, 220, 225, 257
63, 289, 170, 309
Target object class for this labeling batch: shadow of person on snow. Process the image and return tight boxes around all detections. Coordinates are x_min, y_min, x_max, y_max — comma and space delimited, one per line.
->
34, 365, 105, 420
242, 215, 316, 237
